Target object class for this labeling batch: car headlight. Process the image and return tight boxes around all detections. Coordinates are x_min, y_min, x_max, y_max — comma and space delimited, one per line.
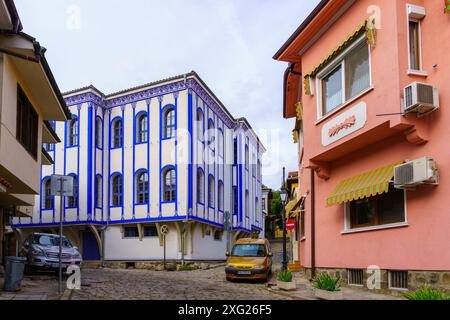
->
72, 253, 81, 259
31, 248, 45, 256
253, 265, 266, 270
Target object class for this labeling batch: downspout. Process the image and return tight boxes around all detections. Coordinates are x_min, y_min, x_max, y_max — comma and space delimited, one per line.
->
310, 168, 316, 279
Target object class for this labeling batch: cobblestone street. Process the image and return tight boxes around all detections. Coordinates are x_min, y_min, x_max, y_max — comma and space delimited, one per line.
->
71, 267, 288, 300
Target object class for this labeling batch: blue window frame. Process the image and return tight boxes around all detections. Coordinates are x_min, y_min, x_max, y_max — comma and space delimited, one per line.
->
208, 175, 215, 208
197, 109, 204, 142
197, 168, 204, 204
42, 178, 53, 209
245, 144, 249, 170
123, 226, 139, 238
232, 186, 238, 215
44, 143, 55, 152
218, 180, 224, 212
111, 118, 123, 148
136, 170, 149, 204
144, 226, 158, 237
66, 174, 78, 208
162, 167, 176, 202
67, 117, 78, 147
136, 112, 148, 144
111, 174, 123, 206
95, 117, 103, 149
208, 119, 215, 151
163, 108, 175, 139
95, 175, 102, 208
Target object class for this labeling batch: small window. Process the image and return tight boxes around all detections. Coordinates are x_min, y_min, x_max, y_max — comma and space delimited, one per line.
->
388, 271, 408, 290
17, 86, 39, 158
95, 175, 102, 208
111, 174, 123, 206
112, 118, 123, 148
42, 178, 53, 209
44, 143, 55, 152
124, 227, 139, 238
213, 230, 222, 241
144, 226, 158, 237
67, 118, 79, 147
348, 269, 364, 286
163, 168, 176, 202
208, 120, 215, 151
197, 169, 204, 204
208, 175, 215, 208
346, 184, 405, 230
408, 20, 421, 71
318, 38, 370, 117
96, 117, 102, 148
218, 129, 224, 157
135, 170, 149, 204
197, 109, 204, 142
136, 113, 148, 143
163, 108, 175, 139
232, 186, 238, 215
245, 191, 249, 217
245, 145, 249, 170
233, 139, 238, 165
218, 181, 224, 211
67, 175, 78, 208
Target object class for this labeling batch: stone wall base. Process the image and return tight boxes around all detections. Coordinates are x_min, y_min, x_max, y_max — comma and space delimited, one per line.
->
83, 260, 225, 271
301, 267, 450, 296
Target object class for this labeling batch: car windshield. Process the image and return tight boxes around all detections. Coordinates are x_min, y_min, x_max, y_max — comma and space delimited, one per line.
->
31, 234, 72, 248
231, 244, 266, 257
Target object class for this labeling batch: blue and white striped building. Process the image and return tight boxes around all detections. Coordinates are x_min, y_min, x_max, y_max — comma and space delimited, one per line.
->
12, 72, 265, 261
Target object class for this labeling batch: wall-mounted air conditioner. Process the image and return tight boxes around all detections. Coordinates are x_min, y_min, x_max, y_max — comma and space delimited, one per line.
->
404, 82, 439, 116
394, 157, 439, 189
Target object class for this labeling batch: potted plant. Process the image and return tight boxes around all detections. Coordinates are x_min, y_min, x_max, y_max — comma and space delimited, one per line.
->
277, 270, 296, 291
312, 273, 343, 300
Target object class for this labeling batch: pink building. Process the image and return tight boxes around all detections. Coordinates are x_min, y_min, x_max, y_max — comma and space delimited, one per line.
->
274, 0, 450, 293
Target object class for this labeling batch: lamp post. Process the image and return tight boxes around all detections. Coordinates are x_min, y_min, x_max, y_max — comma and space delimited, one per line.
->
280, 168, 288, 272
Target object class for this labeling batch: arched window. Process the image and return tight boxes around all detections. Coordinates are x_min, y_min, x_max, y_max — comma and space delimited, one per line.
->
42, 178, 53, 209
257, 159, 261, 180
67, 175, 78, 208
208, 120, 215, 150
208, 175, 215, 208
67, 117, 78, 147
163, 108, 175, 139
197, 109, 204, 142
245, 191, 249, 217
162, 167, 176, 201
111, 174, 123, 206
136, 113, 148, 143
245, 145, 249, 169
136, 170, 149, 204
96, 117, 102, 149
197, 169, 204, 204
218, 181, 224, 211
112, 118, 123, 148
95, 175, 102, 208
218, 129, 224, 157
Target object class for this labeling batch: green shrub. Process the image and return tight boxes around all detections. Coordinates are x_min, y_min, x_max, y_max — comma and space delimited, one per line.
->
404, 286, 450, 300
312, 273, 341, 292
277, 270, 293, 282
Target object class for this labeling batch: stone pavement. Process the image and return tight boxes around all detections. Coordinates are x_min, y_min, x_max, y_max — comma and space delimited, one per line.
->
0, 273, 62, 300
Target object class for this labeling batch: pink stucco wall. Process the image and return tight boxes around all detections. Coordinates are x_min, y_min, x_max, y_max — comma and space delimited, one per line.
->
297, 0, 450, 271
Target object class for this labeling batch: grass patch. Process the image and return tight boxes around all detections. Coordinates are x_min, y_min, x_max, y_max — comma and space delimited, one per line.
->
404, 286, 450, 300
312, 273, 341, 292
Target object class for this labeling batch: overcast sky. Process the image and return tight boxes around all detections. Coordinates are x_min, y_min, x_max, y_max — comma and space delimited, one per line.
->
16, 0, 320, 190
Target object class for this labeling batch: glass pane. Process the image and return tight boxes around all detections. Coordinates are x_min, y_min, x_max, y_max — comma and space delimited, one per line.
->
322, 65, 342, 114
350, 198, 376, 227
378, 187, 405, 224
345, 43, 370, 100
409, 21, 420, 70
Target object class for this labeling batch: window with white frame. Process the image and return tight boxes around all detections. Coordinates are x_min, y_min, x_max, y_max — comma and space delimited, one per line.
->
317, 36, 371, 118
208, 175, 215, 208
95, 117, 102, 148
197, 169, 204, 204
197, 109, 204, 142
344, 184, 406, 231
218, 181, 224, 211
407, 5, 426, 72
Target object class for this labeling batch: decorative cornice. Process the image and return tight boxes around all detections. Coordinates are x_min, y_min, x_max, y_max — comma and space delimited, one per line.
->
65, 92, 104, 107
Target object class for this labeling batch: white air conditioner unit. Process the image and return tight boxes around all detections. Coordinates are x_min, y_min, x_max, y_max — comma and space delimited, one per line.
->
403, 82, 439, 116
394, 157, 439, 189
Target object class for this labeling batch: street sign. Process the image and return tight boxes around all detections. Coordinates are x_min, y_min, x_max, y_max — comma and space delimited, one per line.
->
51, 175, 74, 197
160, 225, 169, 235
286, 219, 296, 231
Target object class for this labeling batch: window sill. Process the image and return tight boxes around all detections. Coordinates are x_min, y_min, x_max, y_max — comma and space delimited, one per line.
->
407, 69, 428, 77
315, 86, 374, 125
341, 222, 409, 235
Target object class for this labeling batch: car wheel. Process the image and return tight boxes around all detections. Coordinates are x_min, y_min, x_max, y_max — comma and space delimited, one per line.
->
226, 276, 233, 282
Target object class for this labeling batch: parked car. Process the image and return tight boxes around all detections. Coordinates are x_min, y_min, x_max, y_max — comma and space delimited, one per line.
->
225, 238, 273, 282
20, 233, 82, 272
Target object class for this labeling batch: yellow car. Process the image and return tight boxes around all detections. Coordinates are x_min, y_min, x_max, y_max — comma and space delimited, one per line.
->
225, 238, 273, 282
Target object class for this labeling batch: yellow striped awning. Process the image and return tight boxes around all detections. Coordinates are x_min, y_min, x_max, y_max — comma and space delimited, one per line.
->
285, 199, 300, 214
326, 162, 403, 206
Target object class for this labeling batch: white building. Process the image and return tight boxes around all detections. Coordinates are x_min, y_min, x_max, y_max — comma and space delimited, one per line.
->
12, 71, 265, 262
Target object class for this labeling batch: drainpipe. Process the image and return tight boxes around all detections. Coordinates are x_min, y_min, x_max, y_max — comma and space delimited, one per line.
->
310, 168, 316, 280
